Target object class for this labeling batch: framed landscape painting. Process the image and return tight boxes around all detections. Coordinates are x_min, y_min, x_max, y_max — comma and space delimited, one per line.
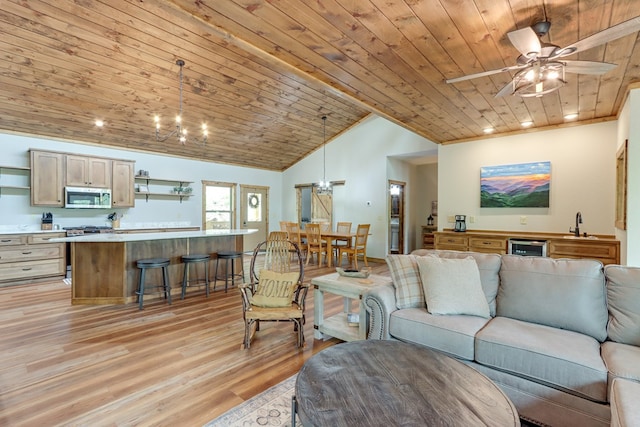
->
480, 161, 550, 208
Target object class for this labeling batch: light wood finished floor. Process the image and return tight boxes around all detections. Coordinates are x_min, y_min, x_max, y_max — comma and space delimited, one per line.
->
0, 259, 390, 426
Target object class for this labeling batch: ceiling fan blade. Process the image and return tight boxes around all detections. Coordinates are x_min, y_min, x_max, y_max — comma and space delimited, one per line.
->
563, 60, 618, 75
554, 16, 640, 57
445, 64, 526, 84
507, 27, 542, 57
495, 80, 516, 98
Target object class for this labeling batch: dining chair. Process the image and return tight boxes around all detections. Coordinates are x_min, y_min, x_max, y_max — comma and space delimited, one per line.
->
279, 221, 289, 232
285, 222, 307, 260
319, 222, 331, 233
334, 221, 352, 258
337, 224, 370, 269
239, 231, 308, 349
305, 223, 328, 266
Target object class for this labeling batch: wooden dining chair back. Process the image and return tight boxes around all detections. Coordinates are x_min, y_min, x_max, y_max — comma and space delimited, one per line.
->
239, 232, 308, 349
319, 222, 331, 233
337, 223, 370, 269
305, 223, 328, 266
285, 222, 307, 258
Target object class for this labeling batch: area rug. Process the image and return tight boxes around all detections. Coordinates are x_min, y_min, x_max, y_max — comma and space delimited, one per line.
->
205, 374, 301, 427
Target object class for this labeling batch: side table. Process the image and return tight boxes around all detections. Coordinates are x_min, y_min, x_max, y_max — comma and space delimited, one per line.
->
312, 272, 392, 341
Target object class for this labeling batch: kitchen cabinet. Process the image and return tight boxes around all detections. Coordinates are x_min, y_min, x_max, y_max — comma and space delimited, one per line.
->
65, 155, 112, 188
469, 236, 508, 254
30, 150, 64, 206
434, 230, 620, 264
0, 232, 66, 285
112, 160, 135, 207
548, 239, 619, 265
421, 225, 436, 249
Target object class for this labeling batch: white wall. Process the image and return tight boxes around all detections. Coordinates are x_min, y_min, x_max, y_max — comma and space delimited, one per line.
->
414, 163, 438, 244
0, 133, 282, 231
618, 88, 640, 266
282, 116, 439, 260
438, 121, 618, 235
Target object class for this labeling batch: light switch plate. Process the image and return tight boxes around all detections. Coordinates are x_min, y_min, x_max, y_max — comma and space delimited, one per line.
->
520, 216, 527, 225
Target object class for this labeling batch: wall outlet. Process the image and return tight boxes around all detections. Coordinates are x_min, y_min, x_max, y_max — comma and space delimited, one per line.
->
520, 215, 527, 225
469, 216, 475, 224
447, 215, 455, 223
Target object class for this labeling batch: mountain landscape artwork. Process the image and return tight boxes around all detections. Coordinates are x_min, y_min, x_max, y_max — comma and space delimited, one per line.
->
480, 162, 551, 208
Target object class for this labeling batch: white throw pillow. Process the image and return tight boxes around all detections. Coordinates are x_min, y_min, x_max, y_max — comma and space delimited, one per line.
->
416, 256, 490, 318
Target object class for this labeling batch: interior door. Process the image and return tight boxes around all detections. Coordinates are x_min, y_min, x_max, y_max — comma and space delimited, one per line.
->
389, 181, 405, 254
240, 185, 269, 251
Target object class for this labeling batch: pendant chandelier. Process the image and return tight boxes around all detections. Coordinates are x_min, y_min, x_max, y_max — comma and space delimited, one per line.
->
154, 59, 207, 145
316, 115, 332, 195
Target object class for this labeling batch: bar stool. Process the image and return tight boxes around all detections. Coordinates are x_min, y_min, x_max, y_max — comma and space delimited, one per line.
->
136, 258, 171, 310
214, 251, 245, 292
181, 254, 211, 299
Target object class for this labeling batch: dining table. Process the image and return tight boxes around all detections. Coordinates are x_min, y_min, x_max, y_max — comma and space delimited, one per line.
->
300, 230, 355, 267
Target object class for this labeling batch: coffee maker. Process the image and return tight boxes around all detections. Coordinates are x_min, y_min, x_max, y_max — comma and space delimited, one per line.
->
454, 215, 467, 232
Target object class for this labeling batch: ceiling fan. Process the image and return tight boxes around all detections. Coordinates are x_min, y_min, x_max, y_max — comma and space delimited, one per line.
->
446, 16, 640, 98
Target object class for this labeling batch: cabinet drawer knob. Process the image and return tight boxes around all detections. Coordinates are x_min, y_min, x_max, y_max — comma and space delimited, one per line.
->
1, 239, 11, 242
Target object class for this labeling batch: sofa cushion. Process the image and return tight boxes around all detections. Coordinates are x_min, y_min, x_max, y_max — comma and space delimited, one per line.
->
389, 308, 489, 360
601, 341, 640, 383
605, 265, 640, 346
411, 249, 500, 316
475, 316, 608, 402
497, 255, 607, 342
610, 378, 640, 427
386, 255, 426, 309
416, 256, 490, 318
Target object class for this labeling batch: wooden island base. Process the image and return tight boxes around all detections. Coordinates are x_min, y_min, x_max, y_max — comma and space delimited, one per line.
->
57, 230, 252, 305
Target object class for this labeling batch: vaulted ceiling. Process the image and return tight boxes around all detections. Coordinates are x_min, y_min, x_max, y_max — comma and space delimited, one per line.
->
1, 1, 639, 171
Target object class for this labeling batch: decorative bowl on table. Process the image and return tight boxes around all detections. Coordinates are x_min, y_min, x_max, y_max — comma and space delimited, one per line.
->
336, 267, 371, 278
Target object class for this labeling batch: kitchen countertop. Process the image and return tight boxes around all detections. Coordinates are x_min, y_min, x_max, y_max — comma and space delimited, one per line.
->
435, 229, 619, 242
50, 229, 257, 243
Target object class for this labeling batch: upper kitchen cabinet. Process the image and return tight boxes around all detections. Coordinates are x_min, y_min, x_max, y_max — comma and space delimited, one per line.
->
112, 160, 135, 207
30, 150, 64, 206
65, 155, 112, 188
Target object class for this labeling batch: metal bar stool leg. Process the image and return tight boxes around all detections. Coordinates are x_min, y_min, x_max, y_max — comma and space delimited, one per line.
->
138, 268, 146, 310
163, 265, 172, 305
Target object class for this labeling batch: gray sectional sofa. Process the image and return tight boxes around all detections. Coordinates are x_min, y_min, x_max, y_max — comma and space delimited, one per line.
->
363, 250, 640, 427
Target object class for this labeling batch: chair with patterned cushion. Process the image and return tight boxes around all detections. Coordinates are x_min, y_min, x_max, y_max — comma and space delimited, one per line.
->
239, 231, 308, 349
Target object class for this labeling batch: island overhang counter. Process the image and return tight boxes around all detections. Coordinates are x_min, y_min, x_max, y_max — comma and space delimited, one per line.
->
51, 229, 257, 305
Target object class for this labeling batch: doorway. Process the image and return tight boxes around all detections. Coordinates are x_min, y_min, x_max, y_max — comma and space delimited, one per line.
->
240, 185, 269, 251
389, 181, 405, 254
296, 185, 333, 228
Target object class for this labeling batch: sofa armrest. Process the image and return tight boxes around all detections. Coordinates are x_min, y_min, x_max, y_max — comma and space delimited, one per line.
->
364, 284, 397, 340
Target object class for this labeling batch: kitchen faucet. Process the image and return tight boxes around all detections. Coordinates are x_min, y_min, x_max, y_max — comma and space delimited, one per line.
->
569, 211, 582, 237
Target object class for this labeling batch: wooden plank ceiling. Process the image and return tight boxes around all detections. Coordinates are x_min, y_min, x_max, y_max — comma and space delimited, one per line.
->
1, 1, 639, 171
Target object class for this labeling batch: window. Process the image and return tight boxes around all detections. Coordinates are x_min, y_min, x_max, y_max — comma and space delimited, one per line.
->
203, 181, 235, 230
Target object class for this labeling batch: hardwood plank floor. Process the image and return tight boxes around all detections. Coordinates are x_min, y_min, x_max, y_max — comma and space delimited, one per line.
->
0, 258, 390, 426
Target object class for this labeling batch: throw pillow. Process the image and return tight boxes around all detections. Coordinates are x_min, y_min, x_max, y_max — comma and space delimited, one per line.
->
251, 270, 300, 308
416, 256, 490, 318
386, 255, 426, 309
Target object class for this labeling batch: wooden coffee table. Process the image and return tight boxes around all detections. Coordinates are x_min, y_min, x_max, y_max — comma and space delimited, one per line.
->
312, 273, 392, 342
294, 340, 520, 427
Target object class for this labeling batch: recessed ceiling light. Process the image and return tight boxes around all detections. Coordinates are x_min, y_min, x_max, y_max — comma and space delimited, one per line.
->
483, 127, 494, 134
521, 121, 533, 128
95, 119, 104, 127
564, 113, 578, 120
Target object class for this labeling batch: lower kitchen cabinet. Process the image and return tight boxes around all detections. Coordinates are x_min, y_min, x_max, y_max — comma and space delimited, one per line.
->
0, 232, 66, 285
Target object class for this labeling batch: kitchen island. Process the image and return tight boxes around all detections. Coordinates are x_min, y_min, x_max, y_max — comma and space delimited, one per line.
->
51, 229, 256, 305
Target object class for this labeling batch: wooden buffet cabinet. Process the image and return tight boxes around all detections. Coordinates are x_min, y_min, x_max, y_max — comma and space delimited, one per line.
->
0, 232, 66, 286
434, 230, 620, 265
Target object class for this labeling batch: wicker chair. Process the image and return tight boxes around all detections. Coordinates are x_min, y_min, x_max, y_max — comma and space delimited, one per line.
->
239, 231, 308, 349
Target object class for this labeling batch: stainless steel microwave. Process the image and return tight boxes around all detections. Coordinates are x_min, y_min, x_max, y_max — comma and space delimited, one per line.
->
64, 187, 112, 209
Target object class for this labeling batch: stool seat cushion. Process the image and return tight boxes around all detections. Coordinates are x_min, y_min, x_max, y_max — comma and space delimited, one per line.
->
182, 254, 210, 262
218, 251, 242, 258
137, 258, 170, 267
